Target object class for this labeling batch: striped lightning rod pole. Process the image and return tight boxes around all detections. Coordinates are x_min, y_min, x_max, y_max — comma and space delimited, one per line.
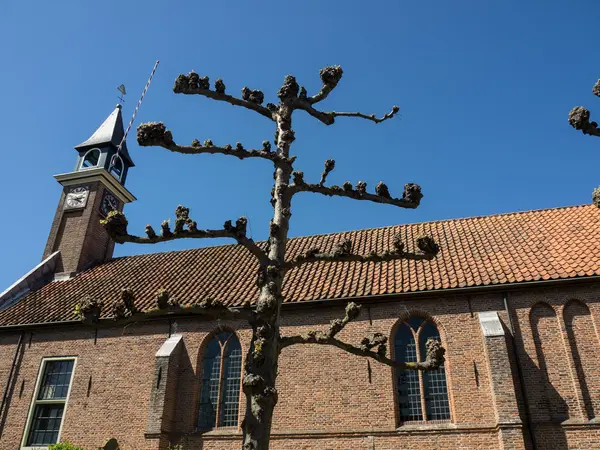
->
110, 60, 160, 169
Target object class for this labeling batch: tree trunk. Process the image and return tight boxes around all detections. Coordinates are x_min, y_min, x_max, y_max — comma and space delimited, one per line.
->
104, 68, 440, 450
241, 101, 294, 450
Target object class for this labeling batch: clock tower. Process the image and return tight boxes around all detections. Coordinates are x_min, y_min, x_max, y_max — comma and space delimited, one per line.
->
42, 104, 136, 278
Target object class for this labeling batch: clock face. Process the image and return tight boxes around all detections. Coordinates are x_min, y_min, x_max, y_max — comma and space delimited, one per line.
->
100, 191, 119, 216
64, 186, 89, 209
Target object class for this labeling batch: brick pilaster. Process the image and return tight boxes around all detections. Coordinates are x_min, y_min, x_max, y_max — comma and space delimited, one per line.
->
480, 311, 526, 450
146, 334, 184, 447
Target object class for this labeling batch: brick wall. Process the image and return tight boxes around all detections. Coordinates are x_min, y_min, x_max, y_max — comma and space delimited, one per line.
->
43, 181, 117, 275
0, 282, 598, 449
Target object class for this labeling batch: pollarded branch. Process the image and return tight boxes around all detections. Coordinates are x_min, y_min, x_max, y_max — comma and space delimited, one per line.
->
279, 303, 445, 371
289, 65, 400, 125
100, 206, 269, 265
295, 101, 400, 126
308, 65, 344, 105
284, 234, 439, 269
569, 106, 600, 137
173, 72, 274, 121
136, 122, 292, 165
76, 289, 251, 327
319, 159, 335, 186
327, 302, 362, 338
331, 105, 400, 123
568, 80, 600, 138
290, 176, 424, 209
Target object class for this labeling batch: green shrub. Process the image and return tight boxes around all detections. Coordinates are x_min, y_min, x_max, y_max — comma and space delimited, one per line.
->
49, 442, 86, 450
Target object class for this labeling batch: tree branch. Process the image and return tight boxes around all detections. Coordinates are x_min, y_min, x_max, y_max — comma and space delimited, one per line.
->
568, 80, 600, 138
294, 101, 400, 126
331, 105, 400, 123
293, 101, 336, 125
284, 235, 439, 269
173, 72, 275, 121
280, 333, 444, 371
279, 302, 445, 371
290, 176, 423, 209
100, 207, 269, 265
569, 106, 600, 137
307, 65, 344, 105
319, 159, 335, 186
75, 289, 252, 327
289, 66, 400, 125
136, 122, 292, 165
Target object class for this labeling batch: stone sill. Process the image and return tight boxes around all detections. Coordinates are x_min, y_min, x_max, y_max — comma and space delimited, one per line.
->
396, 421, 455, 431
196, 427, 241, 437
552, 418, 600, 428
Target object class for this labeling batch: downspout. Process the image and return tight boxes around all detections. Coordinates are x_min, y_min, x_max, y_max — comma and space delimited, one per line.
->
503, 292, 537, 450
0, 331, 24, 432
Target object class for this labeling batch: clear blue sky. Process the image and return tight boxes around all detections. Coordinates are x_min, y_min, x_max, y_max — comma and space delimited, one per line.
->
1, 1, 599, 290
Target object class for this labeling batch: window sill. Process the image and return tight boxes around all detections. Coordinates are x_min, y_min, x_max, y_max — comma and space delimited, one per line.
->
196, 427, 241, 436
397, 421, 454, 431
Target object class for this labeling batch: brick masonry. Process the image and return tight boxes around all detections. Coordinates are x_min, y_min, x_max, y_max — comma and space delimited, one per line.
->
0, 282, 599, 449
43, 181, 117, 275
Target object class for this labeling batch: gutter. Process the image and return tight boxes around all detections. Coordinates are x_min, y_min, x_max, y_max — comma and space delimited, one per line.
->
282, 274, 600, 310
0, 275, 599, 332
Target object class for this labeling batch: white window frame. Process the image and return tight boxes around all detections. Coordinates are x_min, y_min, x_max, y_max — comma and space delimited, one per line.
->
21, 357, 77, 450
79, 148, 101, 170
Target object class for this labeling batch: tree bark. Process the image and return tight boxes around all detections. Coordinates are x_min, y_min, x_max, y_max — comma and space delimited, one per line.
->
241, 99, 294, 450
101, 68, 444, 450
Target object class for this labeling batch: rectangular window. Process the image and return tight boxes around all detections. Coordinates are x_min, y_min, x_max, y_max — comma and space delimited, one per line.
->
23, 358, 75, 448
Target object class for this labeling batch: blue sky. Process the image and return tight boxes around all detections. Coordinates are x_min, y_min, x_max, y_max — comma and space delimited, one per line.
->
1, 0, 599, 290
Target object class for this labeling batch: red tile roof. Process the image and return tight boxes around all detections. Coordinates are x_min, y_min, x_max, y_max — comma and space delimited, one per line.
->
2, 204, 599, 326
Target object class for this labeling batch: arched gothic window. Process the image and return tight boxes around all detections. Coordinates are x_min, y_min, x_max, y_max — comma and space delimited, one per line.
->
81, 148, 100, 169
197, 332, 242, 429
394, 317, 450, 423
109, 155, 124, 181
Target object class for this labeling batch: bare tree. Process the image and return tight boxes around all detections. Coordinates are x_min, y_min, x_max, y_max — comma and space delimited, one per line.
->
569, 79, 600, 205
97, 67, 444, 450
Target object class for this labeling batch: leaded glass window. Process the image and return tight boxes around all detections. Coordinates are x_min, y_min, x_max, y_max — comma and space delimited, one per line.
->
198, 332, 242, 429
25, 359, 75, 447
395, 325, 423, 421
394, 319, 450, 424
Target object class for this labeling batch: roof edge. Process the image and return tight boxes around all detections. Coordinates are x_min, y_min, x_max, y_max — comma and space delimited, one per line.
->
0, 251, 61, 311
1, 274, 598, 331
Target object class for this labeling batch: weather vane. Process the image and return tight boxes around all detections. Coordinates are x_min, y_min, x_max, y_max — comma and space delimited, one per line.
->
117, 84, 126, 105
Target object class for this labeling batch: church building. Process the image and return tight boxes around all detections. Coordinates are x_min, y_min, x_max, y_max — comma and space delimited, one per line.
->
0, 105, 599, 450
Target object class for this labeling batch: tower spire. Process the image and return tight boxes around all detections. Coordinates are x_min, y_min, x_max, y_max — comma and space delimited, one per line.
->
75, 104, 134, 167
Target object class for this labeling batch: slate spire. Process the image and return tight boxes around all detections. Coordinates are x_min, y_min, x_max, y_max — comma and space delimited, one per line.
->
74, 104, 134, 166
